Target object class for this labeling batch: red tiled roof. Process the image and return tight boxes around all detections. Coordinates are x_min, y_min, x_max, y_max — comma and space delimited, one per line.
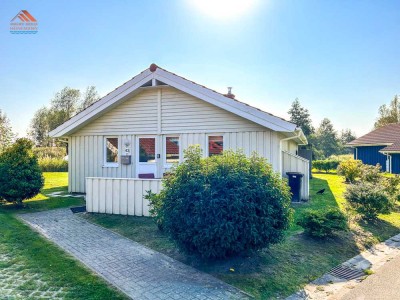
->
347, 123, 400, 146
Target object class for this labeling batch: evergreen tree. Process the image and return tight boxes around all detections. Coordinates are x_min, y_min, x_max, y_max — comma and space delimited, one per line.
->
309, 118, 341, 158
0, 138, 44, 206
288, 98, 314, 136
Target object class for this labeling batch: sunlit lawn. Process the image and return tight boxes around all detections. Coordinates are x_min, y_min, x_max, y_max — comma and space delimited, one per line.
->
83, 172, 400, 299
0, 172, 127, 300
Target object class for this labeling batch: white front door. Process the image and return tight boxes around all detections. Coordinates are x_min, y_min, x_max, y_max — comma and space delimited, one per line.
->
136, 136, 157, 178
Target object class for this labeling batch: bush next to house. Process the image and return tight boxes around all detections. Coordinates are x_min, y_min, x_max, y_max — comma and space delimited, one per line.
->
297, 208, 348, 238
312, 159, 340, 173
337, 159, 363, 183
0, 138, 44, 206
344, 182, 394, 219
147, 146, 293, 259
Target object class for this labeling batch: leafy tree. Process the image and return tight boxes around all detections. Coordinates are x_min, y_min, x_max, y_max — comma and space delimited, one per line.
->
28, 107, 51, 146
309, 118, 341, 158
48, 87, 81, 131
79, 86, 100, 112
374, 95, 400, 128
29, 86, 100, 146
0, 109, 15, 152
147, 146, 293, 258
0, 138, 44, 206
288, 98, 314, 136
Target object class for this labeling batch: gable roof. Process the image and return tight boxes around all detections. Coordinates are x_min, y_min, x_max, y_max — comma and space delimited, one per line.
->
347, 123, 400, 149
49, 64, 307, 144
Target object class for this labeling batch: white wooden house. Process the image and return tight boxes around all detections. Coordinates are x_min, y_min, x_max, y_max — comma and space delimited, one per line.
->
50, 64, 309, 216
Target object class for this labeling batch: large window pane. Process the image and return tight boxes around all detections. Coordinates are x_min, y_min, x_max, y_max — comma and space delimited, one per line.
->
166, 137, 179, 163
139, 138, 156, 162
106, 137, 118, 163
208, 136, 223, 156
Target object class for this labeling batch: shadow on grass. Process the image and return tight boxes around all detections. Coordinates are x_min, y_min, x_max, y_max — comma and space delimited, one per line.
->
358, 216, 400, 243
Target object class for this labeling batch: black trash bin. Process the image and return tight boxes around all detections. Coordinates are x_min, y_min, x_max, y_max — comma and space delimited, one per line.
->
286, 172, 304, 202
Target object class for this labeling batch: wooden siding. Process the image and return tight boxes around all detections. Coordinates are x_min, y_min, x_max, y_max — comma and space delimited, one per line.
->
86, 177, 161, 216
391, 154, 400, 174
74, 89, 158, 136
355, 146, 388, 172
69, 131, 284, 193
161, 88, 264, 133
282, 151, 309, 200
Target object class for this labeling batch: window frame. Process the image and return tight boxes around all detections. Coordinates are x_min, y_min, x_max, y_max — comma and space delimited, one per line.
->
163, 135, 181, 168
103, 136, 119, 168
206, 134, 224, 157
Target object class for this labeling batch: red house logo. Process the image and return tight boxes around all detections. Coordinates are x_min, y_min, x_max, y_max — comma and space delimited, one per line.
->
10, 10, 38, 34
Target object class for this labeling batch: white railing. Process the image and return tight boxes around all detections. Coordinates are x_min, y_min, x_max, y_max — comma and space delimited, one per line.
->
282, 151, 310, 200
85, 177, 162, 216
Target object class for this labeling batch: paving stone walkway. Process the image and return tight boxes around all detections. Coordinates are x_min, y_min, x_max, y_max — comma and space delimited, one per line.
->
19, 209, 250, 300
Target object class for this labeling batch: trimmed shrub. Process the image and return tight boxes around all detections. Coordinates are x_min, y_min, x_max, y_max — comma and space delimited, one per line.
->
0, 139, 44, 206
38, 157, 68, 172
312, 159, 340, 173
297, 209, 348, 238
344, 182, 394, 219
337, 159, 363, 183
147, 146, 293, 259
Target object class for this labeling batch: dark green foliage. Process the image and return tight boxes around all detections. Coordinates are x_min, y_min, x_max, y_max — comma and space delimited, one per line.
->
312, 159, 339, 173
288, 98, 314, 136
297, 209, 348, 238
148, 146, 293, 259
0, 139, 44, 205
344, 182, 394, 219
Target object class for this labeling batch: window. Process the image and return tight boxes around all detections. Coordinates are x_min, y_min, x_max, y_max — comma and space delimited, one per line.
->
105, 137, 119, 165
165, 136, 180, 163
208, 136, 223, 156
139, 137, 156, 163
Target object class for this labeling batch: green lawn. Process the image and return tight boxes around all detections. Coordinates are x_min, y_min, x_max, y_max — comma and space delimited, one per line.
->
82, 172, 400, 299
0, 172, 127, 299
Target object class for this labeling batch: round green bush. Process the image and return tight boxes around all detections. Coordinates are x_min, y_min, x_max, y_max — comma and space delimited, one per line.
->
148, 146, 293, 259
344, 182, 394, 219
297, 208, 348, 238
0, 138, 44, 205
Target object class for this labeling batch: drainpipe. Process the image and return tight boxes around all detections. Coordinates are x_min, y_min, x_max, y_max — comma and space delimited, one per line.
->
279, 130, 303, 176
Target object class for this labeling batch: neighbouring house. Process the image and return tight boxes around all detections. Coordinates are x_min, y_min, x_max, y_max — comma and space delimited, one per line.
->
347, 123, 400, 173
49, 64, 309, 216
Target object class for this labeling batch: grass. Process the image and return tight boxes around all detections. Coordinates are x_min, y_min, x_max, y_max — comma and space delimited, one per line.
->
82, 172, 400, 299
0, 172, 127, 300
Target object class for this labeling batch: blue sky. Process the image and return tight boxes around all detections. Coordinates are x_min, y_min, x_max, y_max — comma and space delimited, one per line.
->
1, 0, 399, 137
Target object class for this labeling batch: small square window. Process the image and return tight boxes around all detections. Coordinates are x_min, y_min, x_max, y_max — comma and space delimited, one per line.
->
105, 137, 118, 164
166, 137, 180, 163
208, 136, 223, 157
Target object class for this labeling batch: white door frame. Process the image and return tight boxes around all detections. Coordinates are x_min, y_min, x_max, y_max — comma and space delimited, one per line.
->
136, 135, 158, 178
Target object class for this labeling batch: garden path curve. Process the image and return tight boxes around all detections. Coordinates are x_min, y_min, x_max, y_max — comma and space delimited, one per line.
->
19, 208, 250, 300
